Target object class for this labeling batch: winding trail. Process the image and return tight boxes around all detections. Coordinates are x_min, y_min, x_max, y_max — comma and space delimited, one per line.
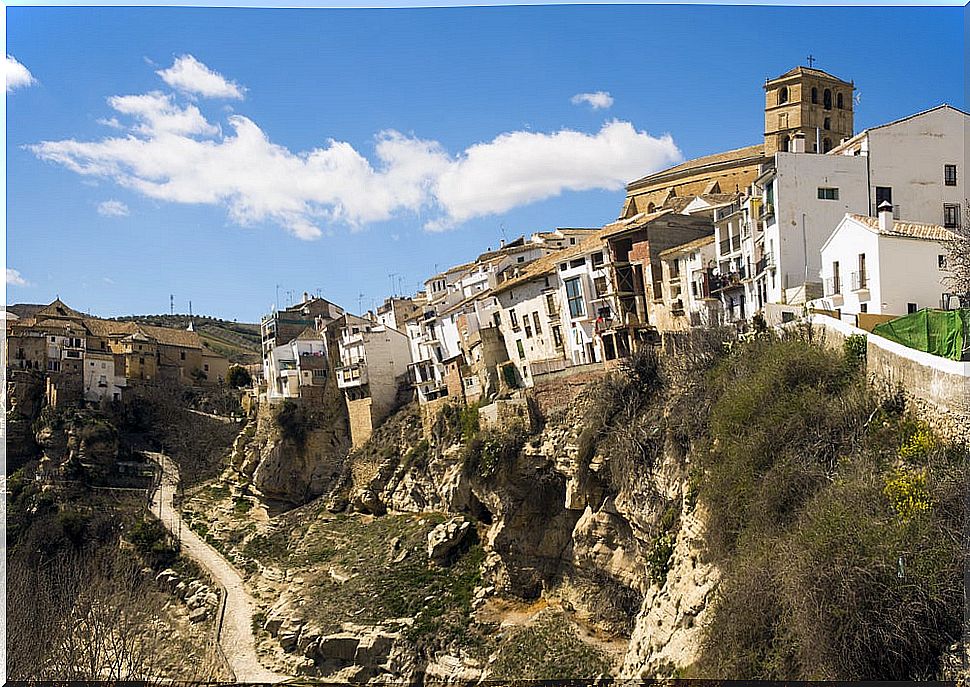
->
148, 452, 288, 683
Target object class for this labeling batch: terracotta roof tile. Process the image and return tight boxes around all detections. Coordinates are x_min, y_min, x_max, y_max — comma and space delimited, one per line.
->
849, 214, 959, 242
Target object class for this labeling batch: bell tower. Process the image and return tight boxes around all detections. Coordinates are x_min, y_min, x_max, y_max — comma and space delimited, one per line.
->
764, 63, 854, 156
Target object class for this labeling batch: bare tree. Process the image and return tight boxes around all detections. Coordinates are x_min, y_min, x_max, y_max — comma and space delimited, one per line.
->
942, 199, 970, 302
8, 546, 225, 682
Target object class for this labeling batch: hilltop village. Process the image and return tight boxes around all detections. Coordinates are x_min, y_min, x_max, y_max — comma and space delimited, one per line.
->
253, 65, 968, 448
7, 64, 970, 683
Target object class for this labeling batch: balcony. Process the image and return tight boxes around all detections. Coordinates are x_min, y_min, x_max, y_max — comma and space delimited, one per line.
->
755, 254, 775, 275
336, 362, 368, 388
824, 278, 844, 305
760, 203, 775, 222
851, 271, 869, 292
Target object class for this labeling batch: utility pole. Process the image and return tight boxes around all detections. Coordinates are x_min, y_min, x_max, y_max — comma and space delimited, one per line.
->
170, 294, 174, 315
275, 284, 281, 311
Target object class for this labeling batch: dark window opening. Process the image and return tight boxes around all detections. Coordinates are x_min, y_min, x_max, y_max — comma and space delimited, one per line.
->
823, 89, 832, 110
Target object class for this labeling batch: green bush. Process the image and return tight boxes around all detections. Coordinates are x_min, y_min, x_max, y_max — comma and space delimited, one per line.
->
694, 338, 968, 680
647, 533, 675, 586
463, 427, 528, 480
226, 364, 252, 389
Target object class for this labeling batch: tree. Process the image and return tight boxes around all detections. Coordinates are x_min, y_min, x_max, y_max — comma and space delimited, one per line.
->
226, 364, 252, 389
942, 199, 970, 303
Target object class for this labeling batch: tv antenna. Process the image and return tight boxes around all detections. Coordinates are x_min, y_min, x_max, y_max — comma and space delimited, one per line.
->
170, 294, 174, 315
388, 272, 400, 297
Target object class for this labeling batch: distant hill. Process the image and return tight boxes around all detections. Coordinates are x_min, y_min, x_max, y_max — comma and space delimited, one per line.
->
114, 314, 262, 364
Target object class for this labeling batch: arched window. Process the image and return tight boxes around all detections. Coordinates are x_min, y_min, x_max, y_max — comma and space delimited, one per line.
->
823, 89, 832, 110
823, 138, 832, 153
780, 135, 790, 152
778, 86, 789, 104
823, 117, 831, 131
837, 92, 844, 109
647, 202, 656, 213
811, 87, 818, 104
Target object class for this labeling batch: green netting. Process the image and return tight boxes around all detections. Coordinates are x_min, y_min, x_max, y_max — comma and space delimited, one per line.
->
872, 308, 969, 361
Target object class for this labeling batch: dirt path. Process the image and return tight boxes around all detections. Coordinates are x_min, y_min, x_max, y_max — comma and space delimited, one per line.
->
148, 452, 288, 683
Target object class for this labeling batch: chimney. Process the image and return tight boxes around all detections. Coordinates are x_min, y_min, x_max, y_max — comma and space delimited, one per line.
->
303, 291, 310, 303
791, 133, 806, 153
878, 201, 894, 232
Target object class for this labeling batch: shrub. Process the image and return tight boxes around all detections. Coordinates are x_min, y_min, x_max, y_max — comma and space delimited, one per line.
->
275, 400, 308, 444
843, 333, 867, 371
883, 468, 931, 519
647, 533, 675, 586
226, 364, 252, 389
899, 425, 937, 462
463, 427, 528, 480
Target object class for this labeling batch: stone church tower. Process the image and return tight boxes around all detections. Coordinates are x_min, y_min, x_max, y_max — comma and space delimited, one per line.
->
764, 65, 854, 156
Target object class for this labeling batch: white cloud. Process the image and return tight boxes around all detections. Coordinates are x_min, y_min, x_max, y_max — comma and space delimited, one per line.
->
28, 66, 681, 238
6, 268, 29, 286
571, 91, 614, 110
98, 200, 130, 217
6, 55, 37, 93
157, 55, 244, 99
430, 121, 678, 229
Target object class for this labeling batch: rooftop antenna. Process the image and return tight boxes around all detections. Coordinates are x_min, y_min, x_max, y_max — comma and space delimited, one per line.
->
357, 292, 365, 315
170, 294, 174, 316
500, 222, 508, 246
275, 284, 281, 312
388, 272, 400, 297
187, 300, 194, 331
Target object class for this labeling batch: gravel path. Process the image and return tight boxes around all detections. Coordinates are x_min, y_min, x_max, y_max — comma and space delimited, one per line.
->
148, 452, 288, 683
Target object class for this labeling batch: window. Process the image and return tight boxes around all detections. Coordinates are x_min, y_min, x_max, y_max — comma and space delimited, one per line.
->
564, 277, 586, 318
532, 312, 542, 335
593, 276, 608, 298
822, 138, 832, 153
823, 88, 832, 110
780, 135, 790, 152
516, 256, 525, 263
591, 252, 604, 267
908, 303, 918, 314
944, 204, 961, 229
875, 186, 893, 208
818, 187, 839, 200
545, 293, 558, 316
509, 309, 519, 329
778, 86, 789, 104
180, 351, 186, 361
837, 92, 844, 109
204, 364, 209, 372
524, 321, 533, 338
860, 303, 868, 314
569, 258, 586, 269
811, 87, 818, 104
516, 339, 525, 359
559, 263, 567, 272
50, 336, 56, 343
939, 255, 947, 268
551, 325, 563, 348
823, 117, 831, 130
569, 238, 576, 245
47, 360, 60, 372
492, 312, 501, 327
832, 261, 841, 295
945, 164, 957, 186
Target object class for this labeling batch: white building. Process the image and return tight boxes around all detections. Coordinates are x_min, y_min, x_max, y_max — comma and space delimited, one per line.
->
813, 204, 957, 319
656, 235, 722, 330
263, 329, 330, 402
336, 320, 412, 447
83, 350, 125, 403
715, 104, 967, 323
832, 104, 967, 228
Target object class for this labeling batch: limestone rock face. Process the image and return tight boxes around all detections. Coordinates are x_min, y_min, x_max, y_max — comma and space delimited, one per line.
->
426, 517, 470, 562
244, 391, 351, 508
619, 506, 719, 677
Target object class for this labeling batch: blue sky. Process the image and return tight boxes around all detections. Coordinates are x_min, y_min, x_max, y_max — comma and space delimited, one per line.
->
6, 4, 964, 322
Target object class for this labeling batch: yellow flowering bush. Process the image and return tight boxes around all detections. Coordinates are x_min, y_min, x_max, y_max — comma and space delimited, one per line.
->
899, 425, 936, 462
883, 468, 931, 519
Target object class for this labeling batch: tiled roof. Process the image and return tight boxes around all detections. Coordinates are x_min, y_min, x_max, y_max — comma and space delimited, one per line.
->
829, 104, 969, 155
628, 144, 764, 190
849, 214, 959, 242
772, 66, 852, 84
493, 210, 673, 295
659, 234, 715, 259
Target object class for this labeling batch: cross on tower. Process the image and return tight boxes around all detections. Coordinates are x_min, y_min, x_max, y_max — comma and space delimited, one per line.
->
807, 54, 816, 68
